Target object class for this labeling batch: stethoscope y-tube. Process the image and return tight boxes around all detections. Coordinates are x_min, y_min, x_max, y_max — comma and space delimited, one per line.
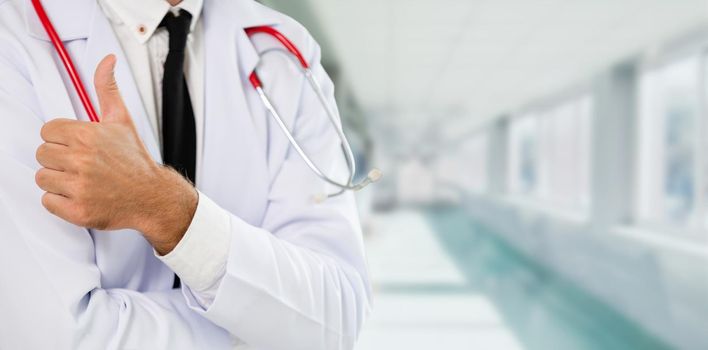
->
246, 27, 381, 200
31, 0, 380, 201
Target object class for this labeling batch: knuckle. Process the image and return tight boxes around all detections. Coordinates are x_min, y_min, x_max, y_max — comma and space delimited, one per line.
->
40, 193, 56, 214
40, 192, 49, 208
34, 168, 47, 188
75, 126, 97, 146
35, 143, 50, 164
39, 124, 49, 141
40, 118, 70, 141
76, 208, 90, 226
73, 152, 94, 171
107, 80, 120, 93
73, 205, 99, 228
71, 179, 88, 200
35, 144, 44, 162
39, 121, 57, 141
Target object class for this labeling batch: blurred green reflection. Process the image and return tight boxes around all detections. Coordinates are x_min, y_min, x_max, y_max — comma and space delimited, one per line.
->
425, 207, 670, 350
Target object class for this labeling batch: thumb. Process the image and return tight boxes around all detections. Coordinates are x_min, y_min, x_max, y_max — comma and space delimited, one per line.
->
94, 54, 129, 123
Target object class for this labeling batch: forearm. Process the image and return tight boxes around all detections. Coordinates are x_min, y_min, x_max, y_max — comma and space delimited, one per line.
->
159, 194, 370, 350
0, 159, 231, 349
213, 213, 368, 350
75, 288, 231, 350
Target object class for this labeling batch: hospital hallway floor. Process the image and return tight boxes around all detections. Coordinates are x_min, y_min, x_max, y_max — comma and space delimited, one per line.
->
356, 206, 671, 350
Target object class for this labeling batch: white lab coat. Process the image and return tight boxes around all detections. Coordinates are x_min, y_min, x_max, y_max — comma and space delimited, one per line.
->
0, 0, 371, 349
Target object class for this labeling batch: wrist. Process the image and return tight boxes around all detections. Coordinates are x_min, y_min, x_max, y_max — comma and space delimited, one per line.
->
137, 165, 199, 255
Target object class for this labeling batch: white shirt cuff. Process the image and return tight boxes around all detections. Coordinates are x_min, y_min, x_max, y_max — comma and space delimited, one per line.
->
156, 190, 231, 308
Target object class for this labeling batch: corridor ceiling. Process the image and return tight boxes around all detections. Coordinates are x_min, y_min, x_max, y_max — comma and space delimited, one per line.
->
305, 0, 708, 133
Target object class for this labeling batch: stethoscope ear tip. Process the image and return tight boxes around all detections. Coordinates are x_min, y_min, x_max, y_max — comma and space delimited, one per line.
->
367, 169, 383, 183
313, 168, 383, 203
312, 193, 328, 204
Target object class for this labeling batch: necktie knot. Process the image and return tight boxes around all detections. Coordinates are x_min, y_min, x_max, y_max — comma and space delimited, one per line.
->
159, 10, 192, 52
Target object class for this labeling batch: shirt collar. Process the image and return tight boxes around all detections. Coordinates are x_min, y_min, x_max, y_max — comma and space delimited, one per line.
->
100, 0, 203, 44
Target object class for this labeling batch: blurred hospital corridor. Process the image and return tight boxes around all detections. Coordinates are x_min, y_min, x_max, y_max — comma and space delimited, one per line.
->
358, 208, 669, 350
255, 0, 708, 348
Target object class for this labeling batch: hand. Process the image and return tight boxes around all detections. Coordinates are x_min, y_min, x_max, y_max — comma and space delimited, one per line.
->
35, 55, 197, 255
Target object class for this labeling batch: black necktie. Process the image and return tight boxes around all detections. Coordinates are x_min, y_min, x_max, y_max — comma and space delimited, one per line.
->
160, 10, 195, 289
160, 10, 196, 184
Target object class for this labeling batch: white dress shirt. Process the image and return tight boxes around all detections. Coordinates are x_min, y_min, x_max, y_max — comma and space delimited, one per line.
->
98, 0, 230, 306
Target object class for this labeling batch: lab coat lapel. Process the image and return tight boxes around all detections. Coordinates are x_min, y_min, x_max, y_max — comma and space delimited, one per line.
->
25, 0, 162, 163
25, 0, 93, 42
199, 0, 278, 224
24, 0, 94, 121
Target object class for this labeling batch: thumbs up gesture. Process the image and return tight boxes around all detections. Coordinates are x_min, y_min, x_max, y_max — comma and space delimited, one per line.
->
35, 55, 197, 255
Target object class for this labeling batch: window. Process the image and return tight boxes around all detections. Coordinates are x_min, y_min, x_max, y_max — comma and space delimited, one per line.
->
435, 132, 488, 194
637, 54, 704, 229
508, 95, 593, 212
508, 114, 540, 195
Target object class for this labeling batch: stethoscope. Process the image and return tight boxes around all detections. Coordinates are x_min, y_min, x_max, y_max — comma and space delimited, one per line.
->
31, 0, 381, 202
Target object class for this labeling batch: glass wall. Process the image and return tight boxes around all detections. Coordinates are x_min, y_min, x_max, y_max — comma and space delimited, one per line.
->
508, 114, 540, 195
508, 96, 593, 212
637, 54, 704, 230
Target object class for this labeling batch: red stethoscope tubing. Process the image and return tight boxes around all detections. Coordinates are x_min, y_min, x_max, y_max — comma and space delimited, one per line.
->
245, 26, 310, 89
31, 0, 309, 125
32, 0, 380, 198
31, 0, 101, 122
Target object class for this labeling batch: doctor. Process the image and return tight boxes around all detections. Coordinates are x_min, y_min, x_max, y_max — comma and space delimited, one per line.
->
0, 0, 371, 349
